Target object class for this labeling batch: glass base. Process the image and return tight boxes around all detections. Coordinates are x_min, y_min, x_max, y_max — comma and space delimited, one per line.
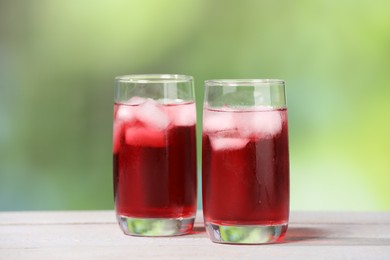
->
205, 222, 288, 244
118, 215, 195, 237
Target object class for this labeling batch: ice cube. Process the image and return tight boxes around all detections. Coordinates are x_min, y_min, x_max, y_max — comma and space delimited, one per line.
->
125, 126, 166, 147
167, 103, 196, 126
236, 110, 282, 138
112, 121, 123, 153
203, 109, 236, 133
210, 136, 250, 151
125, 96, 147, 105
115, 105, 136, 122
113, 104, 136, 152
136, 99, 170, 130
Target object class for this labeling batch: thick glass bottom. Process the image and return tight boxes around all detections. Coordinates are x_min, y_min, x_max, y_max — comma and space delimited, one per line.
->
117, 215, 195, 237
205, 222, 288, 244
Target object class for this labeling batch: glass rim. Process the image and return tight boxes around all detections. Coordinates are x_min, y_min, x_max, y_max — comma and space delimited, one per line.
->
115, 74, 193, 84
205, 79, 285, 86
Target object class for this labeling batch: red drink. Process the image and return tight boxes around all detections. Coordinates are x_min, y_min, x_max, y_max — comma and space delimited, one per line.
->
202, 107, 289, 242
113, 98, 197, 235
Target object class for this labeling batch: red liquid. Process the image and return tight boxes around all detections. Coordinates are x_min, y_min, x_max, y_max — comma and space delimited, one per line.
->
113, 102, 197, 219
202, 108, 289, 225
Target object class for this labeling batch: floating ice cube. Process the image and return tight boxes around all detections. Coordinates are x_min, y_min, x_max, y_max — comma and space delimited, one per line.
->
210, 136, 249, 151
125, 126, 166, 147
236, 110, 282, 138
167, 103, 196, 126
136, 99, 170, 130
124, 96, 147, 105
116, 105, 136, 122
203, 109, 236, 133
112, 121, 123, 153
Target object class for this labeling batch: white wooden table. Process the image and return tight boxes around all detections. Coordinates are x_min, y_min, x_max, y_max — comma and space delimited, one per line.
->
1, 210, 389, 259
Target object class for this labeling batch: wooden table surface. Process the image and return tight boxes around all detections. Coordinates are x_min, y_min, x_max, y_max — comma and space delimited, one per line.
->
1, 210, 389, 259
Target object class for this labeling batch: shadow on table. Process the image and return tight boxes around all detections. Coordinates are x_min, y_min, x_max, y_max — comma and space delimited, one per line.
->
191, 225, 206, 234
284, 227, 329, 243
284, 227, 390, 246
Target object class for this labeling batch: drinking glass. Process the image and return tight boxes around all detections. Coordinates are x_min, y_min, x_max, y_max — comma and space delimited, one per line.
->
113, 74, 197, 236
202, 79, 289, 244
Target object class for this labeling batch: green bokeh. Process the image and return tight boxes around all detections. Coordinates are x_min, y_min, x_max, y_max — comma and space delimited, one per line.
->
0, 0, 389, 211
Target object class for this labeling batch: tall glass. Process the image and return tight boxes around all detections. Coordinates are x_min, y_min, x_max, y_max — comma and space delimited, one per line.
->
113, 74, 197, 236
202, 79, 289, 244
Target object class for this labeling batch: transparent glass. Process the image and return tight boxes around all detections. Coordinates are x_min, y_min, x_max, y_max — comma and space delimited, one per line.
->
113, 74, 197, 236
202, 79, 289, 244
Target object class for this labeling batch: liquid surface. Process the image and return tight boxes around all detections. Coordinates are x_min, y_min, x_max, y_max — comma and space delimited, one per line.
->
113, 98, 197, 218
202, 108, 289, 225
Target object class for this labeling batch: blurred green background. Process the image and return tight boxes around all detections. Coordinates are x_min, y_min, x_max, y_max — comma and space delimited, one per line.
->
1, 0, 389, 211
